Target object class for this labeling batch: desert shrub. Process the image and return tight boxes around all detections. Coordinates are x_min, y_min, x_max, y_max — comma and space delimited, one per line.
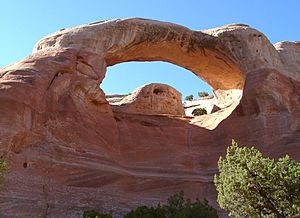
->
214, 140, 300, 217
164, 191, 218, 218
198, 91, 209, 98
185, 95, 194, 101
0, 159, 7, 188
124, 205, 165, 218
83, 192, 217, 218
124, 191, 218, 218
83, 210, 112, 218
192, 108, 207, 116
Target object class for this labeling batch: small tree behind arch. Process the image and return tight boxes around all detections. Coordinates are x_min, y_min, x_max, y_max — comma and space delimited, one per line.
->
198, 91, 209, 98
185, 95, 194, 101
192, 108, 207, 116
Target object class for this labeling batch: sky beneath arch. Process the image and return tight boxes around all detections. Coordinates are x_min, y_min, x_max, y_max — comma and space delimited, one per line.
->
1, 0, 299, 98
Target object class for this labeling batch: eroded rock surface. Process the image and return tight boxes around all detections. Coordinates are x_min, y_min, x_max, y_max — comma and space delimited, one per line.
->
106, 94, 129, 104
0, 18, 300, 217
111, 83, 185, 115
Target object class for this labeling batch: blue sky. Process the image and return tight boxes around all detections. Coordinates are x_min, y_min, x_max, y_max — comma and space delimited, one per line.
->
1, 0, 299, 98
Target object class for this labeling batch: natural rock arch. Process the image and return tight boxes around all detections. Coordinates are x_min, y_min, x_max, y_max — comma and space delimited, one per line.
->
0, 18, 299, 217
34, 18, 246, 91
33, 18, 286, 123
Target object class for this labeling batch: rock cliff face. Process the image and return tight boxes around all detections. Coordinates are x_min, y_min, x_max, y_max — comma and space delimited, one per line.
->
0, 18, 299, 217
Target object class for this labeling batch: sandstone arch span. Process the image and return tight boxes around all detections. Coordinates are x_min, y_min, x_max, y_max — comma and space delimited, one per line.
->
34, 18, 245, 91
32, 18, 286, 126
0, 18, 299, 217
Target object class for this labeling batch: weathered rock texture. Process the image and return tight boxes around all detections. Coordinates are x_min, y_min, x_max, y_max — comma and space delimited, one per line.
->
111, 83, 185, 115
0, 18, 300, 217
106, 94, 129, 104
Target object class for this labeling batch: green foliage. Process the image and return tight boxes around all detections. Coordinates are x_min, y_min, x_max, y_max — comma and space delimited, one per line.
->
214, 140, 300, 218
0, 159, 7, 188
83, 210, 112, 218
164, 191, 218, 218
198, 91, 209, 98
185, 95, 194, 101
192, 108, 207, 116
124, 191, 218, 218
124, 205, 165, 218
83, 193, 217, 218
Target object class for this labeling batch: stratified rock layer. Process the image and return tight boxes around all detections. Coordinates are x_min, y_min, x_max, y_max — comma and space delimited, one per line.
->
0, 18, 299, 217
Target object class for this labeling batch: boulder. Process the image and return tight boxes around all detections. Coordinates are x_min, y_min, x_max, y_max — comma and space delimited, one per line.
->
111, 83, 185, 115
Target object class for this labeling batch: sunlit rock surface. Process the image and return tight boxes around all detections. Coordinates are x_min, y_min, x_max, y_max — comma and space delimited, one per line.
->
111, 83, 184, 116
0, 18, 299, 217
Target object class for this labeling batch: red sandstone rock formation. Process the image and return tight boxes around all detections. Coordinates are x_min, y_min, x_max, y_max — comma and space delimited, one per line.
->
111, 83, 185, 115
0, 18, 299, 217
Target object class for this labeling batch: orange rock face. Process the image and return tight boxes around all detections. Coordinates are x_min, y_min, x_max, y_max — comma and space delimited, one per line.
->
0, 18, 299, 217
111, 83, 185, 116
